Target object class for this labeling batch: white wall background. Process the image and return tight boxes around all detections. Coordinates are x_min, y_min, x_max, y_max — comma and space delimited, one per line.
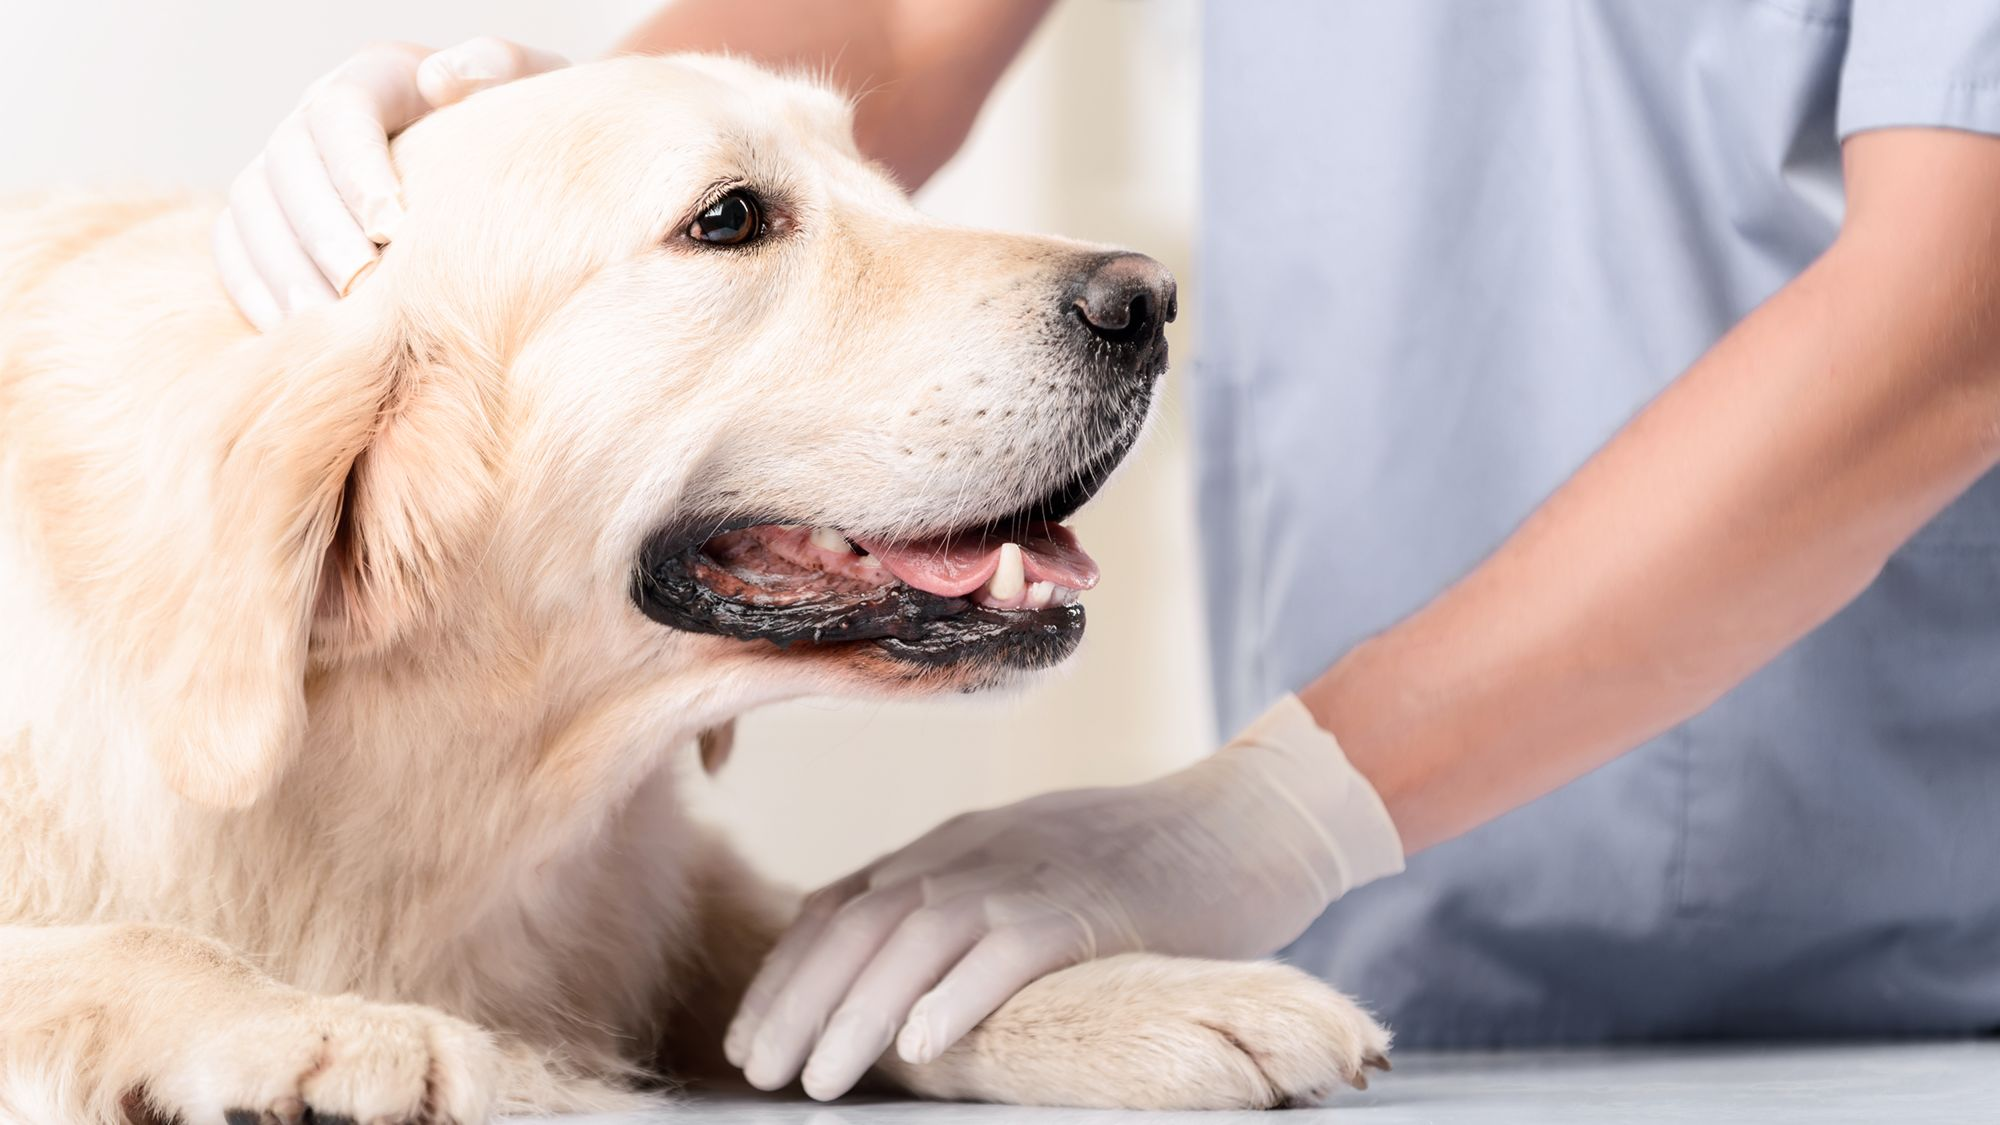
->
3, 0, 1210, 889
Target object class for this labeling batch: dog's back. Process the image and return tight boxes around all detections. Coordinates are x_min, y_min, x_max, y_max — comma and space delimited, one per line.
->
0, 193, 258, 818
0, 193, 220, 348
0, 193, 245, 587
0, 193, 225, 865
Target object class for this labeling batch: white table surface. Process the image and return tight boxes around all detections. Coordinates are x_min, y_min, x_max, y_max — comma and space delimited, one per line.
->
516, 1042, 1998, 1124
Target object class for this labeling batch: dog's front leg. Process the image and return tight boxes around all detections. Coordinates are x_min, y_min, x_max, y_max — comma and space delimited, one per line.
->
0, 923, 503, 1125
651, 835, 794, 1086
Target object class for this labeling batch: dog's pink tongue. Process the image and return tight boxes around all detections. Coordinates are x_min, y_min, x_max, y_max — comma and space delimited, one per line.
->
852, 524, 1099, 598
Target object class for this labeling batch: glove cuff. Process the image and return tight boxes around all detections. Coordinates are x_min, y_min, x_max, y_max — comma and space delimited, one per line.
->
1229, 692, 1406, 899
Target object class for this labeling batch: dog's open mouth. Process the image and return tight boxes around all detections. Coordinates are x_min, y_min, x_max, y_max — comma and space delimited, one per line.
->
631, 460, 1122, 668
703, 521, 1095, 610
632, 515, 1098, 668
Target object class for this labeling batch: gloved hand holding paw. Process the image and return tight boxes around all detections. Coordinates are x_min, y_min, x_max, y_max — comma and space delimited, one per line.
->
726, 693, 1407, 1101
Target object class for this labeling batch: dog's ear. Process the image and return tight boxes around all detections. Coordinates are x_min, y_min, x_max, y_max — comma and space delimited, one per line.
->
129, 316, 413, 808
135, 306, 493, 808
307, 333, 498, 663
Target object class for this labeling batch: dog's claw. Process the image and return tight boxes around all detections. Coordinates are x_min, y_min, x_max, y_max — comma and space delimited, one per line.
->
1346, 1050, 1391, 1090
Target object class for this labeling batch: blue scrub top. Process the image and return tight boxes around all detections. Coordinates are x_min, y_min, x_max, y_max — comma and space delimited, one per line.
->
1197, 0, 2000, 1046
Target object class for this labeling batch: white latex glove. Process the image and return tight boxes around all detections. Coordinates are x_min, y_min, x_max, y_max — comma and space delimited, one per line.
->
213, 37, 566, 329
727, 694, 1407, 1101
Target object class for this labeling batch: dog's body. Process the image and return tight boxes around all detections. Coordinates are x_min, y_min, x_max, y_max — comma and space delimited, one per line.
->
0, 57, 1386, 1122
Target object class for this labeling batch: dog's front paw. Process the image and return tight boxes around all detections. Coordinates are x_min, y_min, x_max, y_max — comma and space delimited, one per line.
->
890, 953, 1388, 1110
136, 992, 501, 1125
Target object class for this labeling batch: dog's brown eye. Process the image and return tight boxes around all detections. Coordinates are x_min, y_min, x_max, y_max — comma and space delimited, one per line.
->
689, 191, 763, 246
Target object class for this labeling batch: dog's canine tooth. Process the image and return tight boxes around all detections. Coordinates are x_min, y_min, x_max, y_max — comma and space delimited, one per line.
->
989, 543, 1026, 600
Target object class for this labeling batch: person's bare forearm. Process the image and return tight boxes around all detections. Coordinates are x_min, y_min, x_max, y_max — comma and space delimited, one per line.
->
617, 0, 1057, 188
1304, 129, 2000, 852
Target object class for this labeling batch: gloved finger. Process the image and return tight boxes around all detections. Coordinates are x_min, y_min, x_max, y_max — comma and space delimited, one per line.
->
226, 158, 338, 317
263, 113, 380, 295
212, 211, 282, 331
301, 45, 431, 244
724, 872, 867, 1068
799, 896, 990, 1101
416, 36, 567, 107
740, 880, 926, 1092
894, 915, 1092, 1065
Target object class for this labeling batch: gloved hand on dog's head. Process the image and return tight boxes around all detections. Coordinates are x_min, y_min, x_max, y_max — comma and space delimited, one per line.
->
213, 36, 566, 329
726, 693, 1407, 1101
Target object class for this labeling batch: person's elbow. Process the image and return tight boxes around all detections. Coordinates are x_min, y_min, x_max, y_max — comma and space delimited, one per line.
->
1834, 127, 2000, 412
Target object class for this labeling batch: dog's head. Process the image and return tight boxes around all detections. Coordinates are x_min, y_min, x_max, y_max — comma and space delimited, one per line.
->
143, 56, 1169, 806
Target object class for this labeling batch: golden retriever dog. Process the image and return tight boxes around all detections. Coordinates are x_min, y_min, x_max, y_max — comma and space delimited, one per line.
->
0, 55, 1388, 1122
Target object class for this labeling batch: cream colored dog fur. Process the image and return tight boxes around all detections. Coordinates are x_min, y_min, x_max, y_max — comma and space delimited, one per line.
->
0, 55, 1388, 1122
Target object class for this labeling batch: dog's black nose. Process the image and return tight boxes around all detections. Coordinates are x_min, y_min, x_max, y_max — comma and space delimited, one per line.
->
1072, 253, 1177, 356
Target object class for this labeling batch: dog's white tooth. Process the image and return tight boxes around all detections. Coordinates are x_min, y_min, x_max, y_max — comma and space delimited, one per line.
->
1025, 581, 1055, 610
1055, 585, 1082, 606
809, 526, 854, 554
856, 554, 883, 570
989, 543, 1026, 601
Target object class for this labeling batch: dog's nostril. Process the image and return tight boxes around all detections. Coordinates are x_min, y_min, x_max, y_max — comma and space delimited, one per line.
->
1079, 292, 1149, 338
1123, 293, 1151, 334
1073, 252, 1177, 348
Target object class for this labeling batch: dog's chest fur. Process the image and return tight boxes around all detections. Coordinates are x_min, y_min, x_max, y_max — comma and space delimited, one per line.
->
0, 597, 709, 1069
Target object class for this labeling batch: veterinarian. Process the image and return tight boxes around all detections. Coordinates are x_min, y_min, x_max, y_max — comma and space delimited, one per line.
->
221, 0, 2000, 1101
